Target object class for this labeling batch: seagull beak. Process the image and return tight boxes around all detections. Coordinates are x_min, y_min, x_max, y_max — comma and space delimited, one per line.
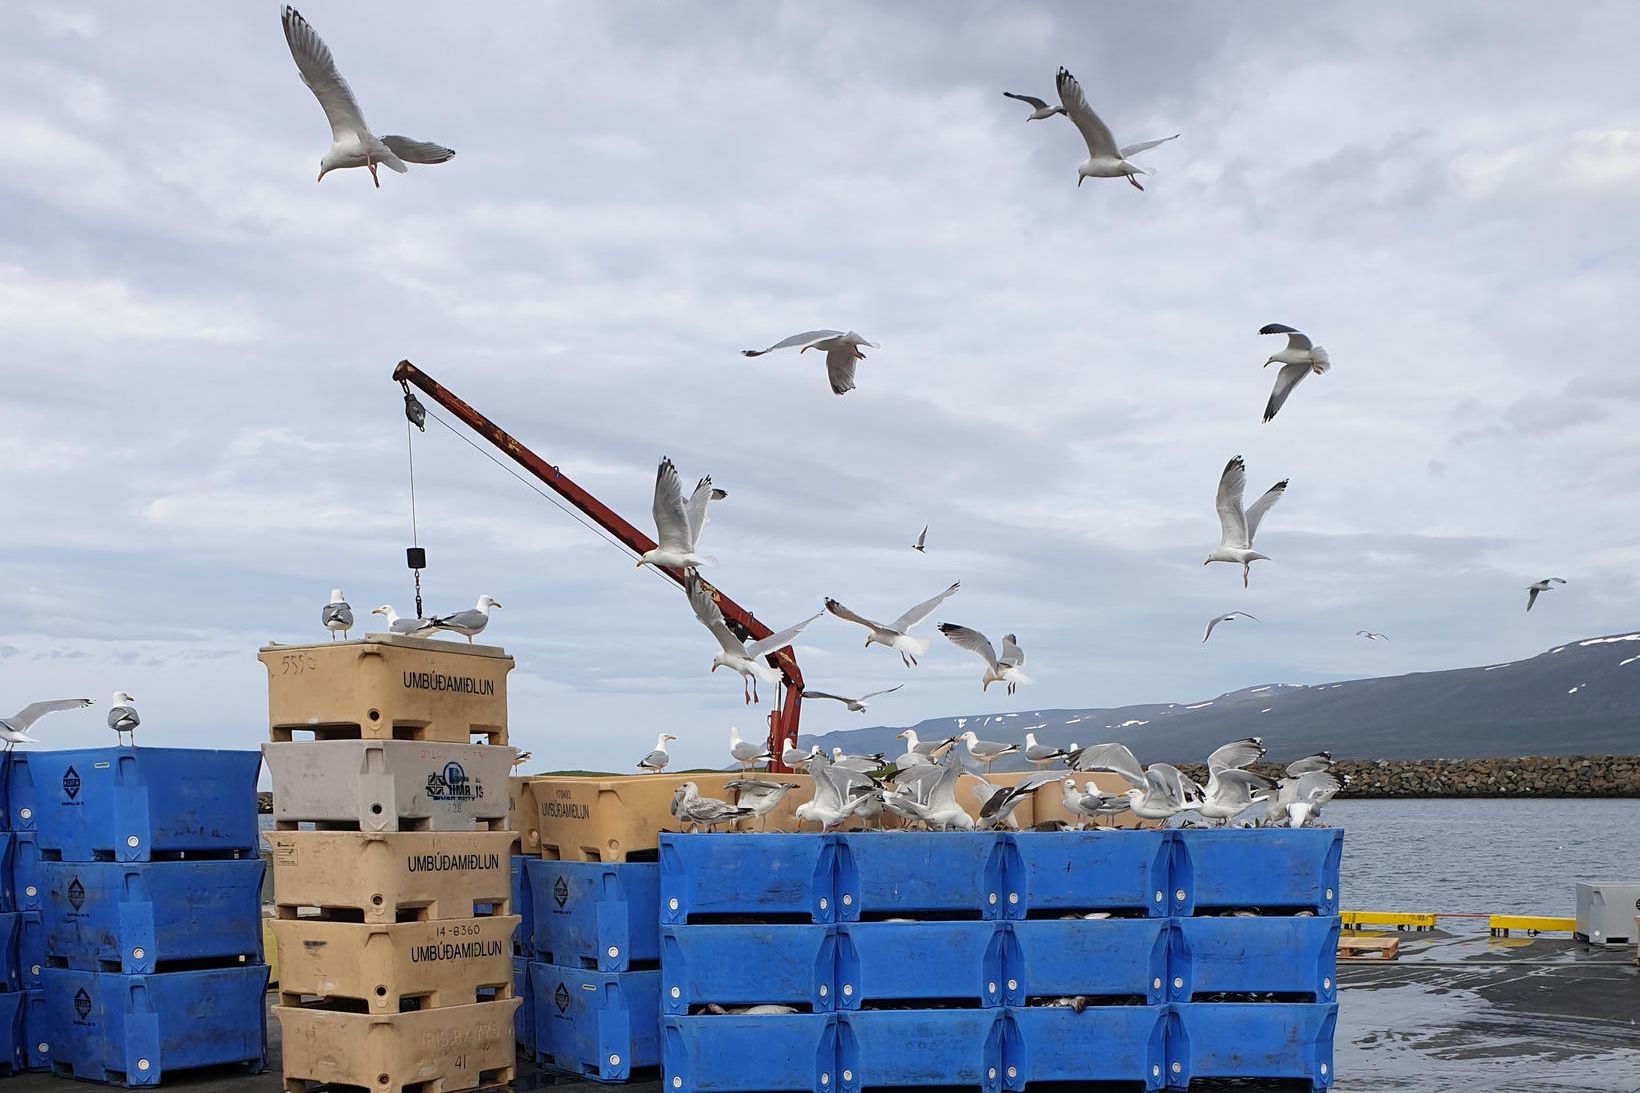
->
491, 602, 503, 609
1076, 175, 1085, 188
634, 561, 645, 568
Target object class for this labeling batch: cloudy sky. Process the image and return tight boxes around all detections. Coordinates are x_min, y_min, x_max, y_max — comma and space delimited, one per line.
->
4, 1, 1638, 770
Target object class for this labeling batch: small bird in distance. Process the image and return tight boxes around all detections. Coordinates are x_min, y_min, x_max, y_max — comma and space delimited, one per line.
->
1002, 91, 1066, 120
1203, 611, 1258, 643
1526, 578, 1566, 612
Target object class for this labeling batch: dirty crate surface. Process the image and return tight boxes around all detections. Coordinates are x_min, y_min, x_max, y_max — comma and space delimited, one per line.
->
271, 915, 517, 1012
273, 996, 518, 1093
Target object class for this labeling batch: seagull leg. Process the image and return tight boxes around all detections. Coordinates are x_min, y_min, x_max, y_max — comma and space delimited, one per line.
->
1127, 174, 1144, 191
1242, 563, 1250, 588
367, 157, 380, 188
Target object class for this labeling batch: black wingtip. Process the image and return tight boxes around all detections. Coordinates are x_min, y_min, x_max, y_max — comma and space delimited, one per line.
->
1259, 323, 1298, 335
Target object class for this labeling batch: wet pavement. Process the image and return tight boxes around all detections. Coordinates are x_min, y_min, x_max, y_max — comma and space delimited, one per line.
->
8, 930, 1636, 1092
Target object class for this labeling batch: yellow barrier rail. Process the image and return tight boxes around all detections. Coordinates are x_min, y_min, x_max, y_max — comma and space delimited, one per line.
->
1342, 911, 1438, 931
1487, 914, 1577, 937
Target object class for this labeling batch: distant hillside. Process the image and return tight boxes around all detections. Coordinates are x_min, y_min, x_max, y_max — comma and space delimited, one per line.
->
803, 631, 1640, 767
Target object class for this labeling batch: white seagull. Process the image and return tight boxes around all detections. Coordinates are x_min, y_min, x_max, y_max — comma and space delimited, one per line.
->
1202, 611, 1258, 643
1, 698, 93, 751
801, 684, 904, 714
958, 730, 1019, 772
637, 733, 675, 774
1002, 91, 1066, 121
1055, 67, 1178, 190
670, 782, 754, 832
685, 572, 821, 704
280, 6, 455, 188
1526, 577, 1566, 612
1205, 456, 1287, 588
741, 330, 880, 396
108, 692, 140, 746
1356, 630, 1388, 641
728, 726, 773, 771
825, 582, 959, 667
1065, 742, 1199, 823
430, 595, 501, 643
322, 589, 353, 640
1023, 732, 1064, 767
1259, 324, 1332, 424
1198, 738, 1272, 825
938, 624, 1031, 694
912, 525, 928, 553
638, 458, 725, 571
781, 737, 815, 770
371, 605, 437, 637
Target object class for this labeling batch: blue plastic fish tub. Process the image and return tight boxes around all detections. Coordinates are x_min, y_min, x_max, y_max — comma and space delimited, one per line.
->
6, 749, 261, 861
661, 924, 832, 1014
19, 911, 43, 989
513, 955, 534, 1055
661, 1013, 836, 1093
0, 834, 13, 910
511, 855, 534, 955
529, 963, 659, 1082
10, 831, 41, 912
835, 1009, 1007, 1092
0, 987, 23, 1075
835, 921, 1010, 1007
528, 858, 660, 969
1011, 918, 1170, 1003
1001, 1005, 1169, 1090
1013, 829, 1174, 916
1166, 1002, 1337, 1089
38, 859, 265, 973
1171, 915, 1340, 1001
660, 835, 836, 923
1169, 828, 1343, 915
833, 832, 1019, 920
0, 912, 20, 991
38, 965, 270, 1085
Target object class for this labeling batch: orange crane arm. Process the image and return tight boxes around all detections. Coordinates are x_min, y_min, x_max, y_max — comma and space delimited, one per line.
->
393, 360, 800, 770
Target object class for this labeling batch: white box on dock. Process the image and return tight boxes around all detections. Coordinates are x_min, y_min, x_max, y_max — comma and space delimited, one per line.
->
1574, 882, 1640, 945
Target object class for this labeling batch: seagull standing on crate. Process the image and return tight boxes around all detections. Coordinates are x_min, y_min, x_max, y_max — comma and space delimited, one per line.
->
1, 698, 94, 751
108, 692, 140, 746
430, 595, 502, 643
322, 588, 354, 640
638, 733, 676, 774
728, 726, 773, 771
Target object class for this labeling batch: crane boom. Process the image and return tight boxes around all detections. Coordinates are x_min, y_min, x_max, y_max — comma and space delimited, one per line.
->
392, 360, 799, 771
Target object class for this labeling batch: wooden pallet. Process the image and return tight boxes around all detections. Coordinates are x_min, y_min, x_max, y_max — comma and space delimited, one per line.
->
1338, 935, 1399, 961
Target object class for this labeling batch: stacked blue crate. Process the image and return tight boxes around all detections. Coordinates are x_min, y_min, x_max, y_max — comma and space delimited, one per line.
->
524, 857, 662, 1082
4, 747, 269, 1086
1, 757, 46, 1075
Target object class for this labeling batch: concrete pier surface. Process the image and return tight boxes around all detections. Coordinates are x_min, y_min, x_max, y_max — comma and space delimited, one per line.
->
9, 931, 1636, 1093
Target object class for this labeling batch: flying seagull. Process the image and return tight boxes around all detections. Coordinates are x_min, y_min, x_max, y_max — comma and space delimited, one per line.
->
912, 526, 928, 553
430, 595, 501, 643
1526, 577, 1566, 612
637, 457, 725, 572
939, 624, 1031, 694
1205, 455, 1287, 588
637, 733, 675, 774
741, 330, 880, 396
825, 582, 959, 667
1259, 324, 1332, 423
1202, 611, 1258, 643
1002, 91, 1066, 120
1356, 630, 1388, 641
1, 698, 93, 751
280, 6, 455, 187
1055, 67, 1178, 190
685, 571, 821, 704
801, 684, 904, 713
371, 605, 437, 637
108, 692, 140, 747
322, 588, 353, 641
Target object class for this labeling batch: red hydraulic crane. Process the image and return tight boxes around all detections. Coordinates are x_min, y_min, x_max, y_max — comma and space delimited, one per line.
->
393, 360, 800, 772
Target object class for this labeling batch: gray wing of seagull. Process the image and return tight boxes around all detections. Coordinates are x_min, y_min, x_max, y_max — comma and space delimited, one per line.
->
1215, 456, 1251, 549
939, 623, 1000, 669
744, 609, 825, 660
1202, 611, 1257, 643
998, 633, 1025, 669
890, 581, 961, 633
4, 698, 93, 732
1285, 752, 1333, 777
281, 6, 370, 145
824, 599, 891, 634
1119, 134, 1179, 158
977, 771, 1062, 824
1055, 67, 1119, 159
741, 330, 846, 357
856, 684, 905, 702
381, 135, 454, 164
1264, 361, 1314, 423
1068, 742, 1147, 788
824, 344, 858, 396
1207, 769, 1274, 811
322, 602, 353, 628
966, 737, 1017, 762
652, 458, 694, 553
684, 476, 727, 549
801, 691, 855, 706
1259, 323, 1313, 352
638, 747, 670, 771
432, 608, 486, 631
1207, 737, 1266, 774
1024, 739, 1062, 763
1244, 478, 1288, 543
1293, 770, 1343, 806
686, 573, 747, 657
1002, 91, 1053, 110
1148, 763, 1192, 807
913, 526, 927, 551
108, 704, 140, 731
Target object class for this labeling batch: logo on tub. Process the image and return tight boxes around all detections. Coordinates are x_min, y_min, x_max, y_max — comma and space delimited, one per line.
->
67, 878, 86, 911
552, 876, 569, 909
62, 766, 81, 800
426, 761, 482, 803
73, 988, 92, 1020
554, 982, 571, 1013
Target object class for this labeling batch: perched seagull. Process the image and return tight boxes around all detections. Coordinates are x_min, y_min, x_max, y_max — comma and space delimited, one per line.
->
322, 589, 353, 641
728, 726, 773, 771
430, 595, 501, 644
638, 458, 725, 571
801, 684, 904, 713
371, 605, 437, 637
280, 6, 455, 188
830, 747, 888, 774
1055, 67, 1178, 190
1356, 631, 1388, 641
794, 752, 878, 832
685, 572, 821, 704
781, 738, 814, 770
1023, 732, 1065, 767
1, 698, 93, 751
671, 782, 754, 832
1002, 91, 1066, 120
1197, 737, 1267, 824
725, 778, 802, 829
882, 750, 975, 831
958, 730, 1019, 772
1058, 777, 1130, 828
972, 772, 1061, 830
741, 330, 880, 396
1205, 455, 1287, 588
637, 733, 676, 774
938, 624, 1031, 694
825, 582, 959, 667
108, 692, 139, 746
1259, 324, 1332, 424
1279, 770, 1346, 828
1065, 742, 1195, 823
1202, 611, 1258, 643
1526, 577, 1566, 612
912, 526, 928, 553
896, 729, 950, 758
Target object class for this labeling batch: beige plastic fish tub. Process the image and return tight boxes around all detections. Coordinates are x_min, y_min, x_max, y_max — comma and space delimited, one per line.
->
267, 830, 515, 922
271, 915, 517, 1012
274, 998, 519, 1093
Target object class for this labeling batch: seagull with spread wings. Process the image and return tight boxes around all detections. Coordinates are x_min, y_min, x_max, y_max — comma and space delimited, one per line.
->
1526, 577, 1566, 612
741, 331, 880, 396
1356, 630, 1388, 641
938, 624, 1031, 694
1259, 324, 1332, 423
637, 457, 726, 571
280, 6, 455, 187
1055, 67, 1178, 190
1203, 611, 1258, 643
801, 683, 904, 714
912, 526, 928, 553
1, 698, 93, 751
1002, 91, 1066, 120
1204, 456, 1288, 588
824, 582, 959, 667
685, 572, 821, 704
